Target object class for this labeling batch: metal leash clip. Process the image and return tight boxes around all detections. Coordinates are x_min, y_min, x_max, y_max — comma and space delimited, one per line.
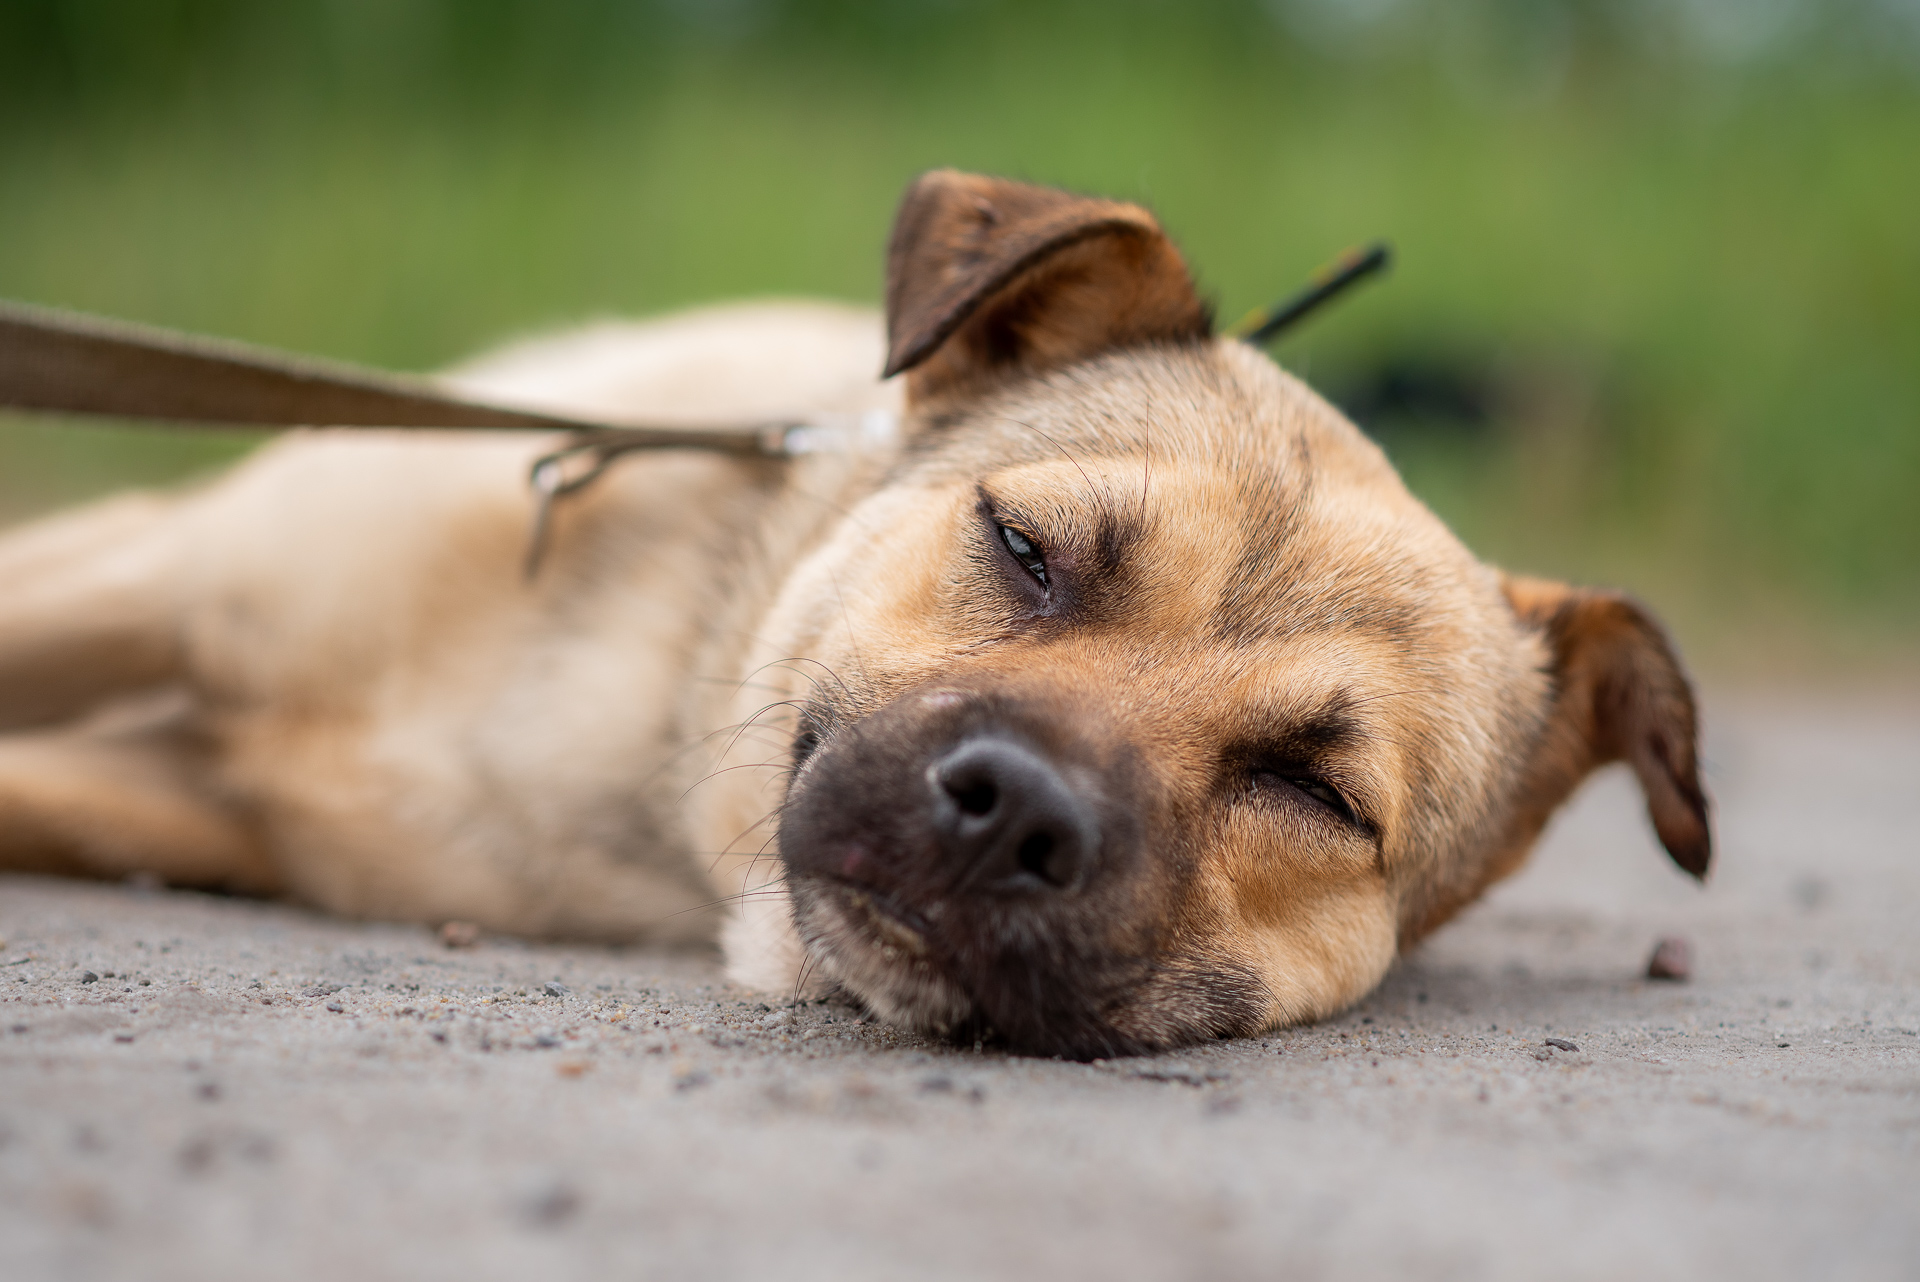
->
522, 409, 899, 577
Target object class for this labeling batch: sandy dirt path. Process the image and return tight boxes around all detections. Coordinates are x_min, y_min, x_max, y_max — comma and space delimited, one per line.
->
2, 694, 1915, 1281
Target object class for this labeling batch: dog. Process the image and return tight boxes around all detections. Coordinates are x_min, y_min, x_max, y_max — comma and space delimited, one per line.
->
0, 170, 1709, 1057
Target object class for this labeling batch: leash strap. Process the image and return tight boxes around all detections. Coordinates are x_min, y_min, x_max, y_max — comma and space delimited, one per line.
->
1228, 242, 1392, 347
0, 297, 787, 455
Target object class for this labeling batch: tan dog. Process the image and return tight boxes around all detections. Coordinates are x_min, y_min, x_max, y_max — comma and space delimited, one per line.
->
0, 171, 1708, 1057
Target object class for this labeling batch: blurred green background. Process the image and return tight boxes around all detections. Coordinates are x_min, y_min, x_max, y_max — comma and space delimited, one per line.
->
2, 0, 1916, 673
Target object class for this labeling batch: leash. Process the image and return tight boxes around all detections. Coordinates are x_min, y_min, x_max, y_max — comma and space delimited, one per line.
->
519, 409, 897, 576
0, 298, 845, 575
0, 244, 1388, 573
0, 297, 798, 449
1228, 242, 1392, 347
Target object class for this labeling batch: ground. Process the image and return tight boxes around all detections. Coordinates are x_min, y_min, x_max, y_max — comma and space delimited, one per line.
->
1, 693, 1915, 1281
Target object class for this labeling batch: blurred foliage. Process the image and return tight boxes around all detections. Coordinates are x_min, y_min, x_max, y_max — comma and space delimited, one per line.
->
1, 0, 1916, 665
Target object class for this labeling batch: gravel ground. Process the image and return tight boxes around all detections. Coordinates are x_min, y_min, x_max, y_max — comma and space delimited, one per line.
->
1, 693, 1915, 1281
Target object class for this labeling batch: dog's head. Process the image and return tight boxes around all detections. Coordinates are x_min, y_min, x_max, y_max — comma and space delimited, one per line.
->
743, 171, 1708, 1058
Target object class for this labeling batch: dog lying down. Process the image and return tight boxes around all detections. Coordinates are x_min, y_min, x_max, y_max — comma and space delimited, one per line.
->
0, 171, 1710, 1057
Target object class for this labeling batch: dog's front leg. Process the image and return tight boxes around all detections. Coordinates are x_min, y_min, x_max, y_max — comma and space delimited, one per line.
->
682, 644, 832, 1000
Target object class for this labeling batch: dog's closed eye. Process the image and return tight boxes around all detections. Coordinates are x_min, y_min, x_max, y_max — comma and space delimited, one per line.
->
1249, 767, 1358, 826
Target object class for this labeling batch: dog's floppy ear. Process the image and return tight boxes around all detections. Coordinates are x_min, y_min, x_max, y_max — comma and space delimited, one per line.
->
1504, 576, 1712, 880
882, 169, 1211, 402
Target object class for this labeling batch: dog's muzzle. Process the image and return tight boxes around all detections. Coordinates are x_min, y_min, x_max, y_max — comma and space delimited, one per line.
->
776, 683, 1182, 1058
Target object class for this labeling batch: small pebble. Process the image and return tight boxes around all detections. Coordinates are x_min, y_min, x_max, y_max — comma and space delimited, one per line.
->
544, 981, 570, 998
324, 1001, 344, 1013
515, 1175, 582, 1228
80, 971, 99, 984
1544, 1037, 1581, 1053
438, 920, 481, 949
1647, 936, 1692, 981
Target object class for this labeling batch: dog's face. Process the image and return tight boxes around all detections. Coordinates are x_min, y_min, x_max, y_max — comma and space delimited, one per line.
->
728, 172, 1709, 1058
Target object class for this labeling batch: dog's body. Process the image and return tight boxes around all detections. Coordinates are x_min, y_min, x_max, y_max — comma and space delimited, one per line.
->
0, 173, 1709, 1056
0, 301, 899, 941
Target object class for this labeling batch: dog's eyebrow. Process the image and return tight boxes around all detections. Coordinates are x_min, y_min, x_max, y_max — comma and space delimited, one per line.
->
1234, 703, 1363, 763
1088, 504, 1142, 581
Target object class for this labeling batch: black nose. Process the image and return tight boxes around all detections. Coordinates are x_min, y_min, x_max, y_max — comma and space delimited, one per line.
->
926, 737, 1100, 890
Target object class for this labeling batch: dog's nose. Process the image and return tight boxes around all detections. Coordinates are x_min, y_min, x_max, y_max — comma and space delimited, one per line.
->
927, 737, 1099, 891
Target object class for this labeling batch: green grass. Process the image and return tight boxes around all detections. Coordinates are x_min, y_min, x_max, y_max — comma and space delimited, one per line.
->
2, 1, 1916, 667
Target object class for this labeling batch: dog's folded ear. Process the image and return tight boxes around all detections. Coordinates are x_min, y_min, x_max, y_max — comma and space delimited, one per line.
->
1504, 576, 1713, 880
882, 169, 1211, 402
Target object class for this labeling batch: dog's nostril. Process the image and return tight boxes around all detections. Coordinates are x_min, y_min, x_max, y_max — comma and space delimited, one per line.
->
1015, 831, 1060, 883
951, 779, 997, 816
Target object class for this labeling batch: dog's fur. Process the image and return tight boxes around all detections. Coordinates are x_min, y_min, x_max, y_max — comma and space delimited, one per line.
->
0, 172, 1709, 1057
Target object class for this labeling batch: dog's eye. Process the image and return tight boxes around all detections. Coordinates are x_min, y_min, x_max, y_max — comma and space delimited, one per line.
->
997, 523, 1048, 586
1251, 769, 1356, 824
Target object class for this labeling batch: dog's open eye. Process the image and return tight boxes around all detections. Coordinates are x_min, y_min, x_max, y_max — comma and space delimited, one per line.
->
997, 523, 1048, 587
1250, 768, 1357, 825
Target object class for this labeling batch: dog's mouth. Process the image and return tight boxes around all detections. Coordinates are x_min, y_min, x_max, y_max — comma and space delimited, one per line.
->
831, 880, 933, 959
781, 817, 1172, 1059
790, 875, 978, 1041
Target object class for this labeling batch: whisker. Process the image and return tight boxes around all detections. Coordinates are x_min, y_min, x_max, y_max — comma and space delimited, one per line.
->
689, 675, 797, 697
679, 758, 792, 803
1140, 391, 1153, 522
994, 415, 1096, 497
658, 884, 793, 920
696, 699, 811, 789
792, 950, 823, 1005
1343, 687, 1443, 710
703, 801, 787, 877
